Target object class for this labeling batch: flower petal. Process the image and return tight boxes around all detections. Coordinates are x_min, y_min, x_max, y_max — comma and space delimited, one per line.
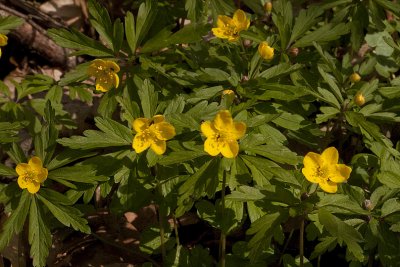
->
0, 34, 7, 46
104, 60, 120, 72
87, 59, 105, 76
132, 132, 151, 153
204, 137, 221, 156
153, 122, 176, 140
220, 140, 239, 158
214, 110, 234, 131
26, 182, 40, 194
302, 167, 321, 183
112, 73, 119, 88
233, 9, 249, 31
133, 118, 150, 133
212, 28, 229, 39
96, 82, 110, 92
216, 15, 234, 28
29, 156, 43, 171
16, 163, 30, 176
152, 115, 165, 124
329, 164, 352, 183
201, 121, 217, 138
36, 168, 48, 183
321, 147, 339, 165
150, 139, 167, 155
233, 122, 246, 139
303, 152, 322, 170
17, 176, 28, 189
319, 180, 338, 193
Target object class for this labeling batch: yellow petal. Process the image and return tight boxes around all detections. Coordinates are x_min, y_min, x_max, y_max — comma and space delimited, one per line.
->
150, 139, 167, 155
220, 140, 239, 158
321, 147, 338, 165
212, 28, 229, 39
204, 137, 221, 156
303, 152, 322, 170
214, 110, 234, 131
216, 15, 234, 28
16, 163, 30, 176
26, 182, 40, 194
152, 115, 165, 124
36, 168, 48, 183
132, 133, 151, 153
153, 122, 176, 140
201, 121, 217, 138
104, 60, 120, 72
302, 167, 321, 183
0, 48, 2, 58
258, 42, 274, 61
0, 34, 8, 46
133, 118, 150, 133
329, 164, 351, 183
96, 83, 110, 92
17, 176, 28, 189
319, 180, 338, 193
87, 59, 105, 76
29, 156, 43, 172
233, 122, 246, 139
112, 73, 119, 88
233, 9, 250, 31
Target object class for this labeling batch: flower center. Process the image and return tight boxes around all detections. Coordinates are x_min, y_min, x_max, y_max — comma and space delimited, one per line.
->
23, 170, 38, 183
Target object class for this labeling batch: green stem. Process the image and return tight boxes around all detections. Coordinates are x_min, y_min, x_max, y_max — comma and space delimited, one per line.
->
219, 170, 227, 267
173, 214, 180, 247
278, 229, 294, 265
158, 205, 167, 264
300, 218, 305, 267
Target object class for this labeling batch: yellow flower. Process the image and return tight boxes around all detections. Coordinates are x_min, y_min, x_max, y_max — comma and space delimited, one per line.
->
16, 156, 48, 194
201, 110, 246, 158
211, 9, 250, 42
258, 41, 274, 61
264, 2, 272, 13
87, 59, 120, 92
354, 92, 366, 106
302, 147, 352, 193
350, 73, 361, 83
132, 115, 176, 155
0, 34, 8, 58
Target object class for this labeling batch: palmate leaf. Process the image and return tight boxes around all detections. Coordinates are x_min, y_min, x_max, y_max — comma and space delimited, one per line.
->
37, 194, 90, 234
293, 23, 349, 48
0, 162, 17, 176
29, 197, 52, 267
57, 117, 132, 149
0, 15, 24, 33
88, 0, 113, 49
0, 190, 31, 251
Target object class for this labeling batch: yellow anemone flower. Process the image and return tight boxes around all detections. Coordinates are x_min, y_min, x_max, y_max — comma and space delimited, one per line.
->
201, 110, 246, 158
302, 147, 352, 193
0, 34, 8, 58
132, 115, 176, 155
16, 156, 48, 194
211, 9, 250, 42
87, 59, 120, 92
258, 41, 274, 61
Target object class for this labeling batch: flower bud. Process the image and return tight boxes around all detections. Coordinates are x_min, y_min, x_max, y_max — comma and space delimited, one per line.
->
222, 89, 236, 108
354, 92, 366, 107
264, 2, 272, 13
350, 73, 361, 83
289, 47, 299, 57
258, 41, 274, 61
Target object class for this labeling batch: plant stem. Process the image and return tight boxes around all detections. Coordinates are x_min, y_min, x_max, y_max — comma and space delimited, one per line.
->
300, 217, 305, 267
158, 205, 167, 264
219, 169, 227, 267
173, 214, 180, 247
278, 229, 294, 265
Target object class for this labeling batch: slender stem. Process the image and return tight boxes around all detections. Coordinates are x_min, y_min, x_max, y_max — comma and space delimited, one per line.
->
278, 229, 294, 265
299, 217, 305, 267
158, 205, 167, 264
317, 255, 321, 267
173, 214, 180, 247
219, 170, 227, 267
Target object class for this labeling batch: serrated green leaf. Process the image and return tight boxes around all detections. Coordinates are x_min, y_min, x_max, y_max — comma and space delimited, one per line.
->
0, 15, 24, 33
38, 194, 90, 233
29, 196, 51, 267
48, 165, 108, 183
0, 162, 17, 176
158, 150, 207, 166
294, 23, 349, 48
138, 79, 158, 118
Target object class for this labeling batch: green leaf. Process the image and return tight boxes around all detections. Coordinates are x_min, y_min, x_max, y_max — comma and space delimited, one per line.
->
318, 209, 364, 262
48, 165, 108, 183
48, 28, 113, 57
29, 196, 52, 267
47, 149, 97, 171
294, 23, 349, 48
135, 0, 157, 51
0, 15, 24, 33
381, 198, 400, 217
317, 194, 368, 215
0, 191, 31, 251
158, 150, 207, 166
0, 162, 17, 176
88, 0, 113, 49
310, 236, 337, 259
57, 117, 132, 149
38, 188, 74, 206
138, 79, 158, 118
125, 11, 136, 55
317, 65, 344, 103
259, 63, 303, 81
244, 144, 302, 165
38, 194, 90, 233
185, 0, 203, 22
289, 7, 324, 45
